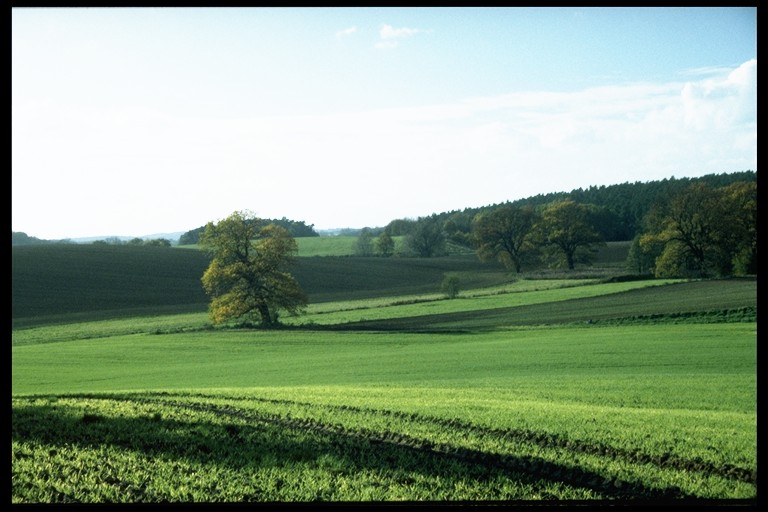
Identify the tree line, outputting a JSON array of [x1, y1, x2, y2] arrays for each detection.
[[361, 177, 756, 279], [363, 200, 604, 271], [10, 232, 174, 247], [179, 217, 318, 245], [14, 171, 753, 248], [391, 170, 755, 246]]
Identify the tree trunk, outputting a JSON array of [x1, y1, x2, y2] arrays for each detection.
[[258, 304, 274, 327]]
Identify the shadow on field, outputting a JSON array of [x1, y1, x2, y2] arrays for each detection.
[[12, 401, 696, 502]]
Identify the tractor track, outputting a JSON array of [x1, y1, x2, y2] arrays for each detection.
[[25, 393, 753, 500], [115, 395, 720, 500], [137, 392, 756, 486]]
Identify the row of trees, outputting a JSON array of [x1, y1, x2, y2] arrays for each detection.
[[388, 170, 755, 247], [11, 233, 174, 247], [92, 237, 173, 247], [397, 200, 603, 272], [180, 217, 318, 245], [358, 179, 756, 279]]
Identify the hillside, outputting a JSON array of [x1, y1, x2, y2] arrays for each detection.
[[11, 241, 632, 327]]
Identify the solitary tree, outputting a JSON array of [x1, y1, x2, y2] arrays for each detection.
[[200, 211, 307, 327], [472, 205, 538, 273], [536, 199, 603, 270], [440, 274, 460, 299]]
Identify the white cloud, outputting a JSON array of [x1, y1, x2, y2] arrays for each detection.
[[379, 24, 420, 39], [12, 60, 756, 238], [681, 58, 756, 130], [375, 24, 423, 49], [335, 26, 357, 40]]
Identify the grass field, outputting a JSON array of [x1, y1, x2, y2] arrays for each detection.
[[11, 241, 757, 503]]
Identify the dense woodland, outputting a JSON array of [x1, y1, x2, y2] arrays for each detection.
[[177, 170, 756, 246], [406, 170, 756, 242]]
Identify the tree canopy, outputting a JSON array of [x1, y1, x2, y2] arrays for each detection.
[[181, 216, 318, 245], [404, 215, 447, 257], [472, 205, 539, 273], [633, 181, 757, 278], [535, 199, 604, 270], [200, 211, 307, 327]]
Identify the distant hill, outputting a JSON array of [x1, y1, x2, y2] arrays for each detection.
[[67, 232, 185, 244], [11, 231, 185, 246]]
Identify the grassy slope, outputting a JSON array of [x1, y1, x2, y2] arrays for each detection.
[[320, 279, 757, 331], [11, 240, 757, 502], [12, 321, 757, 500], [13, 242, 631, 326], [12, 324, 755, 410]]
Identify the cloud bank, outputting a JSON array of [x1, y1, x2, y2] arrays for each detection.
[[12, 60, 756, 239]]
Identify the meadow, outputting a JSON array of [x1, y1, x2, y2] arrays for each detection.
[[11, 241, 757, 503]]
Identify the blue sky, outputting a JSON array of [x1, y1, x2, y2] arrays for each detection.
[[12, 7, 756, 239]]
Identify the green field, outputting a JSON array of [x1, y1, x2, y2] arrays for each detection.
[[11, 242, 757, 503]]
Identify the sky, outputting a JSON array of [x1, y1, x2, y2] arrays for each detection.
[[12, 7, 757, 240]]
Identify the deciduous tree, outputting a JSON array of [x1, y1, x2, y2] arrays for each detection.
[[536, 199, 603, 270], [375, 230, 395, 257], [472, 205, 538, 273], [640, 181, 757, 277], [355, 228, 374, 256], [405, 215, 446, 257], [200, 211, 307, 327]]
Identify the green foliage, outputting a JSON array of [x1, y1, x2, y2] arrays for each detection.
[[626, 234, 661, 275], [181, 217, 319, 245], [443, 212, 475, 249], [440, 274, 460, 299], [355, 228, 374, 256], [12, 231, 75, 246], [375, 230, 395, 257], [404, 215, 447, 257], [639, 181, 757, 278], [200, 211, 307, 327], [397, 171, 756, 247], [536, 199, 604, 270], [472, 205, 539, 273]]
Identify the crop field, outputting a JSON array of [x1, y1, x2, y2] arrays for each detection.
[[12, 245, 513, 327], [11, 243, 757, 504]]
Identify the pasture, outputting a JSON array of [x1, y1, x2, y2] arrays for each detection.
[[11, 242, 757, 503]]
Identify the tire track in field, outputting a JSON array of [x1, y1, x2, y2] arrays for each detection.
[[120, 395, 700, 500], [145, 392, 755, 486]]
